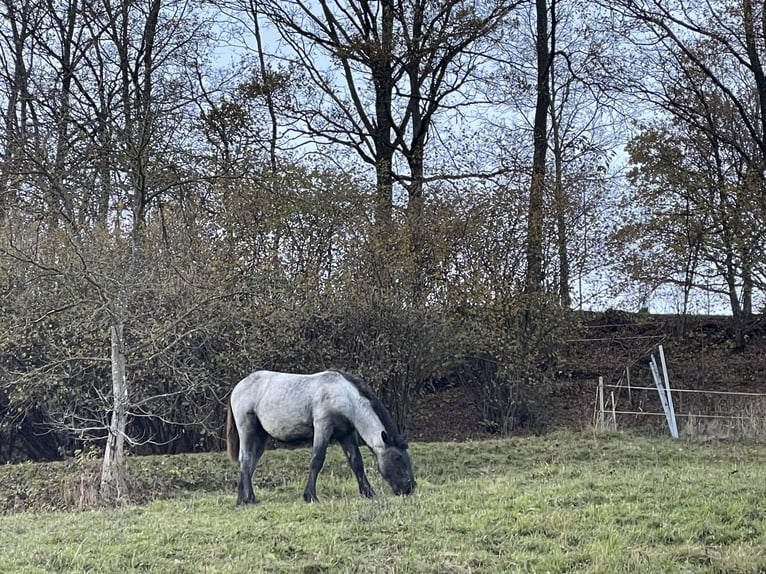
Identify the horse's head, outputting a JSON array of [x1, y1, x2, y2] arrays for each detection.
[[378, 431, 415, 496]]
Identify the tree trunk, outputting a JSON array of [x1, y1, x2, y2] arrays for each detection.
[[100, 319, 129, 503], [407, 143, 426, 304], [525, 0, 551, 294], [548, 0, 568, 307], [742, 263, 753, 317], [405, 16, 427, 304], [251, 2, 279, 174], [743, 0, 766, 158], [719, 237, 746, 350], [551, 109, 570, 307], [0, 0, 31, 220], [373, 0, 395, 232]]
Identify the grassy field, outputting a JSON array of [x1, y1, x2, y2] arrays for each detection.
[[0, 431, 765, 573]]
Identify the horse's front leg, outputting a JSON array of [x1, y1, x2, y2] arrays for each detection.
[[340, 433, 376, 498], [304, 430, 331, 503]]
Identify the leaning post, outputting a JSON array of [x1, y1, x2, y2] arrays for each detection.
[[650, 352, 678, 439], [658, 345, 678, 438]]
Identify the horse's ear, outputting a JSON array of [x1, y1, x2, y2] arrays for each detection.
[[381, 430, 390, 445]]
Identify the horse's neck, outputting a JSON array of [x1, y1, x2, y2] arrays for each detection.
[[351, 399, 386, 454]]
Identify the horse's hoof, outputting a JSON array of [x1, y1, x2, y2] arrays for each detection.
[[303, 492, 319, 503]]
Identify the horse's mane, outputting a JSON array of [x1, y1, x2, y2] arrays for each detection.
[[331, 370, 408, 449]]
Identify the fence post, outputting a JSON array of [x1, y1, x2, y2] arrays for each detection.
[[658, 345, 678, 438], [651, 352, 678, 439], [598, 376, 605, 430]]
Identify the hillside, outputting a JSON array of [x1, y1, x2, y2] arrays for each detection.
[[407, 312, 766, 441]]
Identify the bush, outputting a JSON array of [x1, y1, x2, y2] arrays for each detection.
[[450, 293, 576, 434]]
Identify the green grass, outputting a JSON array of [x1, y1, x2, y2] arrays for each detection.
[[1, 431, 765, 573]]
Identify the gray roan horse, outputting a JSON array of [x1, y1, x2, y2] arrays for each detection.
[[226, 369, 415, 504]]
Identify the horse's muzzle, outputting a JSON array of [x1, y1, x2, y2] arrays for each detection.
[[395, 480, 416, 496]]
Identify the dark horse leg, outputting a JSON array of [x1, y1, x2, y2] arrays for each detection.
[[237, 415, 268, 505], [339, 433, 375, 498], [303, 426, 333, 503]]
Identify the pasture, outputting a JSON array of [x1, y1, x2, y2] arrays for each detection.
[[0, 431, 764, 573]]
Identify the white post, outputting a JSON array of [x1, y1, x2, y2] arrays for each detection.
[[598, 376, 605, 430], [658, 345, 678, 438], [651, 353, 678, 439], [650, 356, 671, 431]]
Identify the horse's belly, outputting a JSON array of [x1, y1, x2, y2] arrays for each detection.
[[256, 402, 314, 442], [263, 419, 313, 442]]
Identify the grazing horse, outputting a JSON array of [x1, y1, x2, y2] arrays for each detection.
[[226, 369, 415, 504]]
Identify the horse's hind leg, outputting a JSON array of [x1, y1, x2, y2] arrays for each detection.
[[339, 433, 375, 498], [237, 416, 267, 505]]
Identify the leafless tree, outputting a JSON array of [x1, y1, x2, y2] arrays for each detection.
[[0, 0, 221, 501], [235, 0, 519, 240], [608, 0, 766, 332]]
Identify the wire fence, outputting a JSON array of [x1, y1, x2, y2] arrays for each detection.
[[593, 363, 766, 440]]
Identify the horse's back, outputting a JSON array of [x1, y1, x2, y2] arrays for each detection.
[[231, 370, 354, 442]]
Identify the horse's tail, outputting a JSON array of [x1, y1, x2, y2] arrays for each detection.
[[226, 399, 239, 462]]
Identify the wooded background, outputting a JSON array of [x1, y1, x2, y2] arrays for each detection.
[[0, 0, 764, 501]]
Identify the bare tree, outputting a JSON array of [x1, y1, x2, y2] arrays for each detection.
[[234, 0, 518, 239], [609, 0, 766, 328], [0, 0, 220, 501], [0, 0, 37, 218], [546, 0, 623, 308]]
